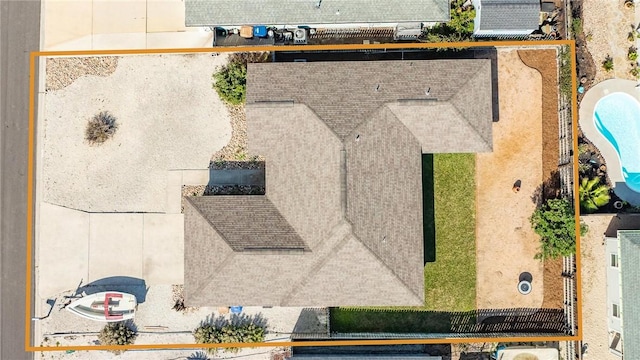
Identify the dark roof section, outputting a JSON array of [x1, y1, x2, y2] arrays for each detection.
[[476, 0, 541, 31], [185, 196, 309, 251], [620, 230, 640, 359], [184, 0, 450, 27]]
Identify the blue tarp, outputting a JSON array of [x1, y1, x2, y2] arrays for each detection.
[[253, 26, 268, 37], [230, 306, 243, 314]]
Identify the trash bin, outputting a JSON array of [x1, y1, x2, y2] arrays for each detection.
[[254, 25, 268, 38]]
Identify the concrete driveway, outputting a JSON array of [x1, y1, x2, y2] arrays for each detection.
[[42, 0, 213, 50], [37, 202, 184, 298]]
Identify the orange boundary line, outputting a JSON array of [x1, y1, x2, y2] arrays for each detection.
[[26, 40, 580, 352]]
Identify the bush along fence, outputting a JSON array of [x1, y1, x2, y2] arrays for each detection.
[[193, 313, 267, 355]]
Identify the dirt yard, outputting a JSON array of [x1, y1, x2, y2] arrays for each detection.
[[475, 49, 544, 310], [518, 50, 565, 310]]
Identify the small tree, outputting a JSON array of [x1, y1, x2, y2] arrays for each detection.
[[85, 111, 118, 145], [579, 176, 611, 213], [98, 321, 138, 354], [530, 198, 588, 260]]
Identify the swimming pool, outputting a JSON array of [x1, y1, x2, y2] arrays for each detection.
[[593, 92, 640, 193]]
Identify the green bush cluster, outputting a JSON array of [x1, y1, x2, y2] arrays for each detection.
[[98, 321, 138, 354], [602, 55, 614, 72], [194, 319, 265, 354], [212, 52, 270, 105], [530, 198, 588, 260]]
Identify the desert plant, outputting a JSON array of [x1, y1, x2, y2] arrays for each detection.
[[98, 321, 138, 354], [631, 66, 640, 78], [629, 47, 639, 61], [602, 55, 614, 72], [571, 18, 583, 35], [579, 176, 611, 213], [530, 198, 588, 260], [85, 111, 118, 145], [194, 315, 266, 354]]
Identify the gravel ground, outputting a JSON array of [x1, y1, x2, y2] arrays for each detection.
[[46, 57, 119, 92], [583, 0, 636, 83], [210, 105, 265, 170], [42, 54, 233, 212], [37, 285, 318, 359]]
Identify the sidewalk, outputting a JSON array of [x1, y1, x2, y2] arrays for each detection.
[[42, 0, 213, 50]]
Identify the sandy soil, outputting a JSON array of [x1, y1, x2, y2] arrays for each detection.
[[583, 0, 636, 83], [42, 54, 233, 212], [475, 50, 544, 309], [517, 50, 565, 310], [580, 215, 620, 360]]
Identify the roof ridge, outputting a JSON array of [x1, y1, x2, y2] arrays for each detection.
[[280, 220, 354, 305], [191, 252, 237, 302], [449, 63, 493, 149], [343, 107, 424, 302]]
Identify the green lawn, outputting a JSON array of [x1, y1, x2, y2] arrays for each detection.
[[330, 153, 477, 333], [424, 153, 477, 311]]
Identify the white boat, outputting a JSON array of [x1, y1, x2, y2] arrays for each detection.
[[66, 292, 137, 322]]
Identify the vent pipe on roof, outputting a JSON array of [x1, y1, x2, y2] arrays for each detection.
[[425, 87, 431, 96]]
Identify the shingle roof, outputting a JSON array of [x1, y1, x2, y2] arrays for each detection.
[[619, 230, 640, 359], [184, 196, 309, 251], [287, 356, 442, 359], [184, 0, 450, 27], [184, 60, 493, 307], [476, 0, 540, 31]]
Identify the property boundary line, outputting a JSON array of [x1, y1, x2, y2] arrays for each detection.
[[26, 39, 582, 352]]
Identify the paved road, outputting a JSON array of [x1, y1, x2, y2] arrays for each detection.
[[0, 0, 40, 358]]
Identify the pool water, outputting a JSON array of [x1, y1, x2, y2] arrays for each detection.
[[593, 92, 640, 193]]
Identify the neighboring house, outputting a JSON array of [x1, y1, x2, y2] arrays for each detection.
[[184, 0, 450, 29], [605, 230, 640, 358], [471, 0, 540, 38], [184, 60, 493, 307], [286, 356, 443, 359]]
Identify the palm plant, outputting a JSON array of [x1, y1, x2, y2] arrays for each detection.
[[579, 176, 611, 213]]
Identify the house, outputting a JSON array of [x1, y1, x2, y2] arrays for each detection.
[[184, 60, 494, 307], [605, 230, 640, 357], [184, 0, 450, 29], [471, 0, 541, 38]]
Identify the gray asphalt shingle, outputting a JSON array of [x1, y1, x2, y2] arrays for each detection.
[[476, 0, 540, 31], [185, 0, 450, 26]]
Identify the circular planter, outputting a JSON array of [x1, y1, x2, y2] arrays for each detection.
[[614, 201, 624, 210], [518, 280, 532, 295]]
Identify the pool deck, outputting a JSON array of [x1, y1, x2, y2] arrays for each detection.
[[579, 79, 640, 206]]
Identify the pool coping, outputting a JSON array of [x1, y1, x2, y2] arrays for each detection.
[[579, 79, 640, 206]]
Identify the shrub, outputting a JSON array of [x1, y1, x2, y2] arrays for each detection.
[[602, 55, 614, 72], [194, 314, 266, 354], [212, 52, 270, 105], [98, 321, 138, 354], [559, 47, 573, 98], [571, 18, 583, 35], [85, 111, 118, 145], [212, 61, 247, 105], [629, 47, 638, 61], [631, 66, 640, 78], [579, 176, 611, 213], [530, 198, 588, 260]]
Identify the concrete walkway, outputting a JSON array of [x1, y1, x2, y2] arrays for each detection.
[[42, 0, 213, 50], [579, 79, 640, 205]]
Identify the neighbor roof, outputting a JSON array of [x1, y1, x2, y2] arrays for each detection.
[[620, 230, 640, 359], [476, 0, 540, 31], [184, 60, 493, 307], [184, 0, 450, 26]]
